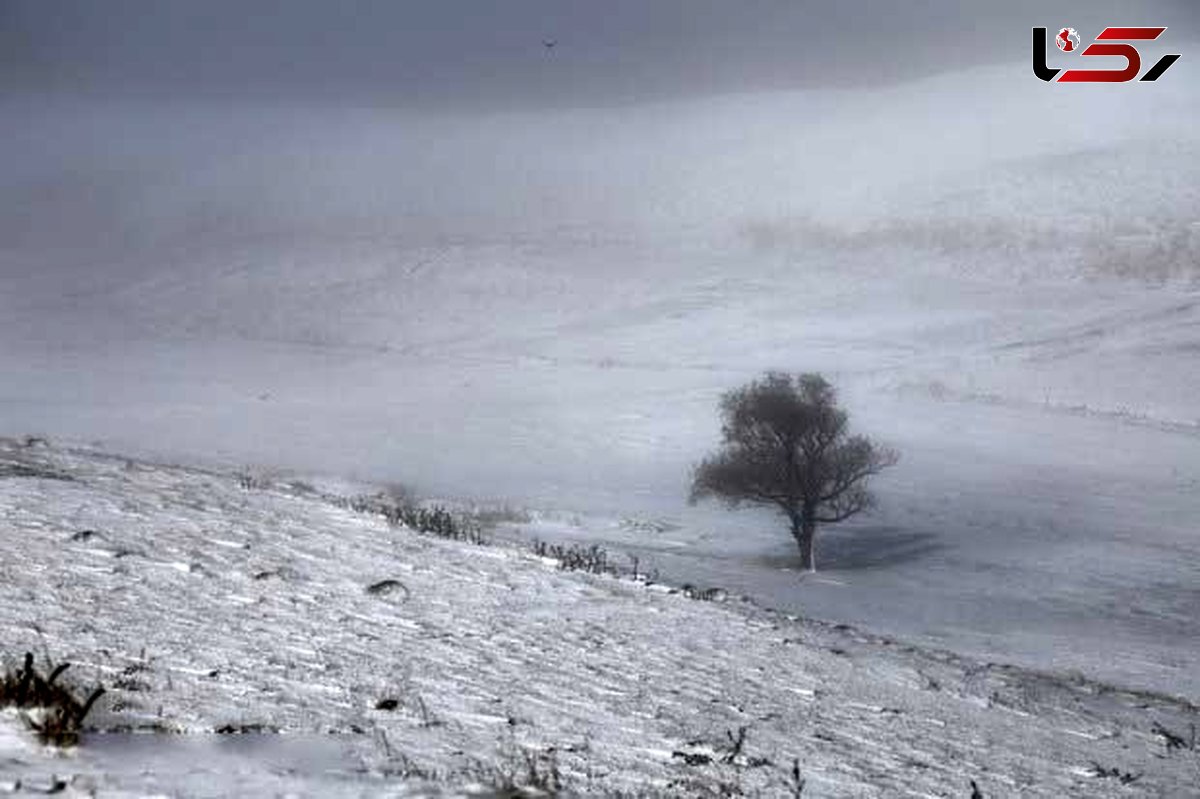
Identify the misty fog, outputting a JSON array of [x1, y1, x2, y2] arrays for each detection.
[[3, 1, 1200, 705]]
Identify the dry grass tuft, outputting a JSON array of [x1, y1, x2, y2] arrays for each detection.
[[0, 652, 106, 746]]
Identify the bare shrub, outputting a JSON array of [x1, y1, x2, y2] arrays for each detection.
[[680, 584, 727, 602], [1, 652, 106, 746], [333, 492, 487, 544], [531, 541, 613, 575], [1086, 763, 1141, 784], [384, 503, 486, 545], [235, 468, 275, 491], [1152, 720, 1194, 753], [470, 746, 563, 797], [787, 759, 806, 796]]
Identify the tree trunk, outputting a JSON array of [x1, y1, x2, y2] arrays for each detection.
[[791, 510, 818, 572], [799, 518, 817, 571]]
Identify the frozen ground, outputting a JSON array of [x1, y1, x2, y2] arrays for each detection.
[[2, 58, 1200, 714], [1, 439, 1198, 797]]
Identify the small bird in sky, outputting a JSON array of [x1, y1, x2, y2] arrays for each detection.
[[542, 39, 557, 51]]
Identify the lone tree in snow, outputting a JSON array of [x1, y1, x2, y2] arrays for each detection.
[[689, 372, 897, 571]]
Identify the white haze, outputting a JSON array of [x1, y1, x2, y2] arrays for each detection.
[[3, 55, 1200, 697]]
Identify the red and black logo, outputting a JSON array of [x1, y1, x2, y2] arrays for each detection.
[[1033, 27, 1180, 82]]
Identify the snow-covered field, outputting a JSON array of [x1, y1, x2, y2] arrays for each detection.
[[3, 55, 1200, 792], [1, 439, 1198, 797]]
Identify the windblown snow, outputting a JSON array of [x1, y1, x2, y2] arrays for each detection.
[[1, 440, 1197, 796]]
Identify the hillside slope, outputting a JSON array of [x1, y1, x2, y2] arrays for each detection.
[[1, 439, 1197, 797]]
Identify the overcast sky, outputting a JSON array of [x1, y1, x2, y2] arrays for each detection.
[[3, 1, 1196, 107]]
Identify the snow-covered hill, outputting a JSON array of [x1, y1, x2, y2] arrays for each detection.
[[1, 439, 1198, 797]]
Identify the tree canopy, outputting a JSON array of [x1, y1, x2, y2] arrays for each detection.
[[690, 372, 897, 570]]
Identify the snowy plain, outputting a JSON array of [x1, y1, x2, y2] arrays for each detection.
[[2, 54, 1200, 793]]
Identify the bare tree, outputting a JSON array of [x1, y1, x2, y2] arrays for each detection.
[[689, 372, 897, 571]]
